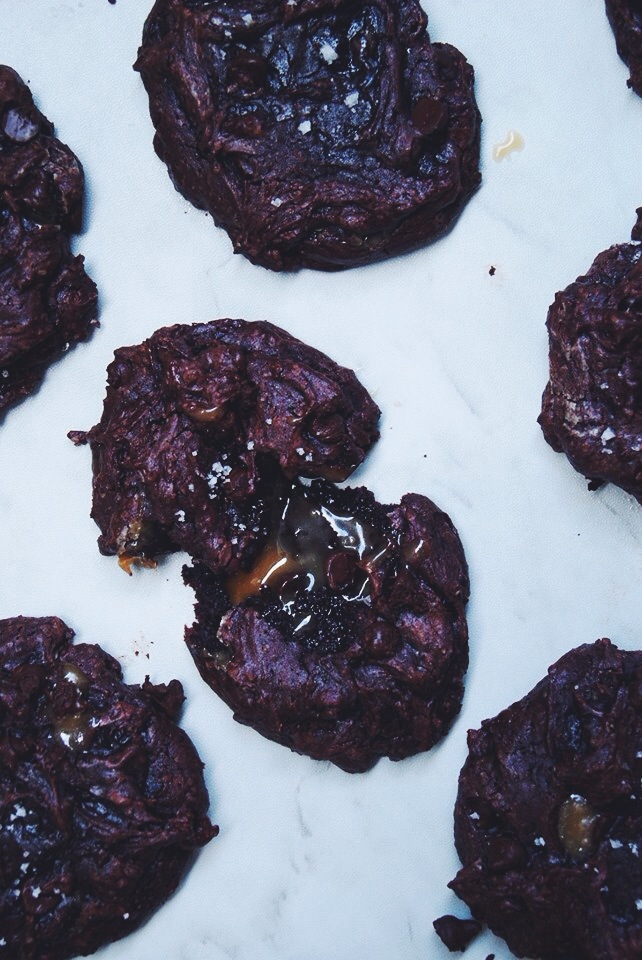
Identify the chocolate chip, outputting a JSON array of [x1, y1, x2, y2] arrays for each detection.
[[411, 95, 447, 135], [325, 551, 358, 591]]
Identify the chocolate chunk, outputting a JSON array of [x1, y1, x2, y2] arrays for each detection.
[[605, 0, 642, 97], [450, 639, 642, 960], [184, 479, 469, 773], [539, 214, 642, 504], [134, 0, 481, 271], [433, 914, 482, 952], [0, 66, 98, 420], [0, 616, 216, 960], [71, 318, 380, 574]]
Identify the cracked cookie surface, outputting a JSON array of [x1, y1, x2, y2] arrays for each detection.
[[185, 479, 469, 772], [71, 318, 380, 573], [0, 66, 97, 419], [539, 213, 642, 504], [451, 639, 642, 960], [0, 616, 216, 960], [135, 0, 481, 270]]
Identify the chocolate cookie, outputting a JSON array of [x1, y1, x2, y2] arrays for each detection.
[[605, 0, 642, 96], [70, 319, 380, 573], [134, 0, 481, 271], [0, 66, 98, 419], [450, 639, 642, 960], [0, 615, 216, 960], [539, 213, 642, 504], [184, 478, 469, 773]]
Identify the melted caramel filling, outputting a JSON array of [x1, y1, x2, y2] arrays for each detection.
[[558, 796, 599, 860], [184, 403, 226, 423], [118, 554, 158, 575], [54, 712, 92, 751], [226, 484, 389, 631], [116, 520, 158, 575], [227, 544, 291, 605], [59, 662, 89, 694]]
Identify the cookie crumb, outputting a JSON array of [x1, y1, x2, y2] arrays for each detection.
[[433, 915, 482, 951]]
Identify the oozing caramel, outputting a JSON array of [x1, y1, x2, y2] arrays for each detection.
[[54, 711, 92, 751], [118, 554, 158, 575], [225, 483, 389, 631], [59, 662, 89, 694], [558, 796, 600, 860], [116, 520, 158, 575], [227, 544, 291, 605], [184, 403, 226, 423]]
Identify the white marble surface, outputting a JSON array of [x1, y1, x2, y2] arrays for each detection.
[[1, 1, 641, 958]]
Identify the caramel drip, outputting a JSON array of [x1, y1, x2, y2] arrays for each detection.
[[118, 554, 157, 575], [225, 484, 387, 624], [227, 544, 291, 605]]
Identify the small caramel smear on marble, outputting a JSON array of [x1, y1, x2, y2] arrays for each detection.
[[558, 796, 599, 860], [493, 130, 524, 162]]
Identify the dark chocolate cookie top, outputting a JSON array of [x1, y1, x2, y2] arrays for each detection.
[[0, 66, 98, 419], [451, 639, 642, 960], [605, 0, 642, 96], [134, 0, 481, 271], [184, 479, 469, 772], [539, 213, 642, 504], [0, 616, 216, 960], [71, 318, 380, 573]]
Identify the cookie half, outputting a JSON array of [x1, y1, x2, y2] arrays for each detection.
[[134, 0, 481, 271], [0, 616, 216, 960], [539, 213, 642, 504], [71, 318, 380, 574], [0, 66, 98, 419], [184, 478, 469, 773], [451, 639, 642, 960]]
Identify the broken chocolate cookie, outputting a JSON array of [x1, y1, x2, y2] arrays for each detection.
[[605, 0, 642, 97], [539, 213, 642, 504], [450, 639, 642, 960], [134, 0, 481, 271], [184, 478, 469, 773], [0, 66, 98, 419], [0, 615, 216, 960], [71, 318, 380, 573]]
